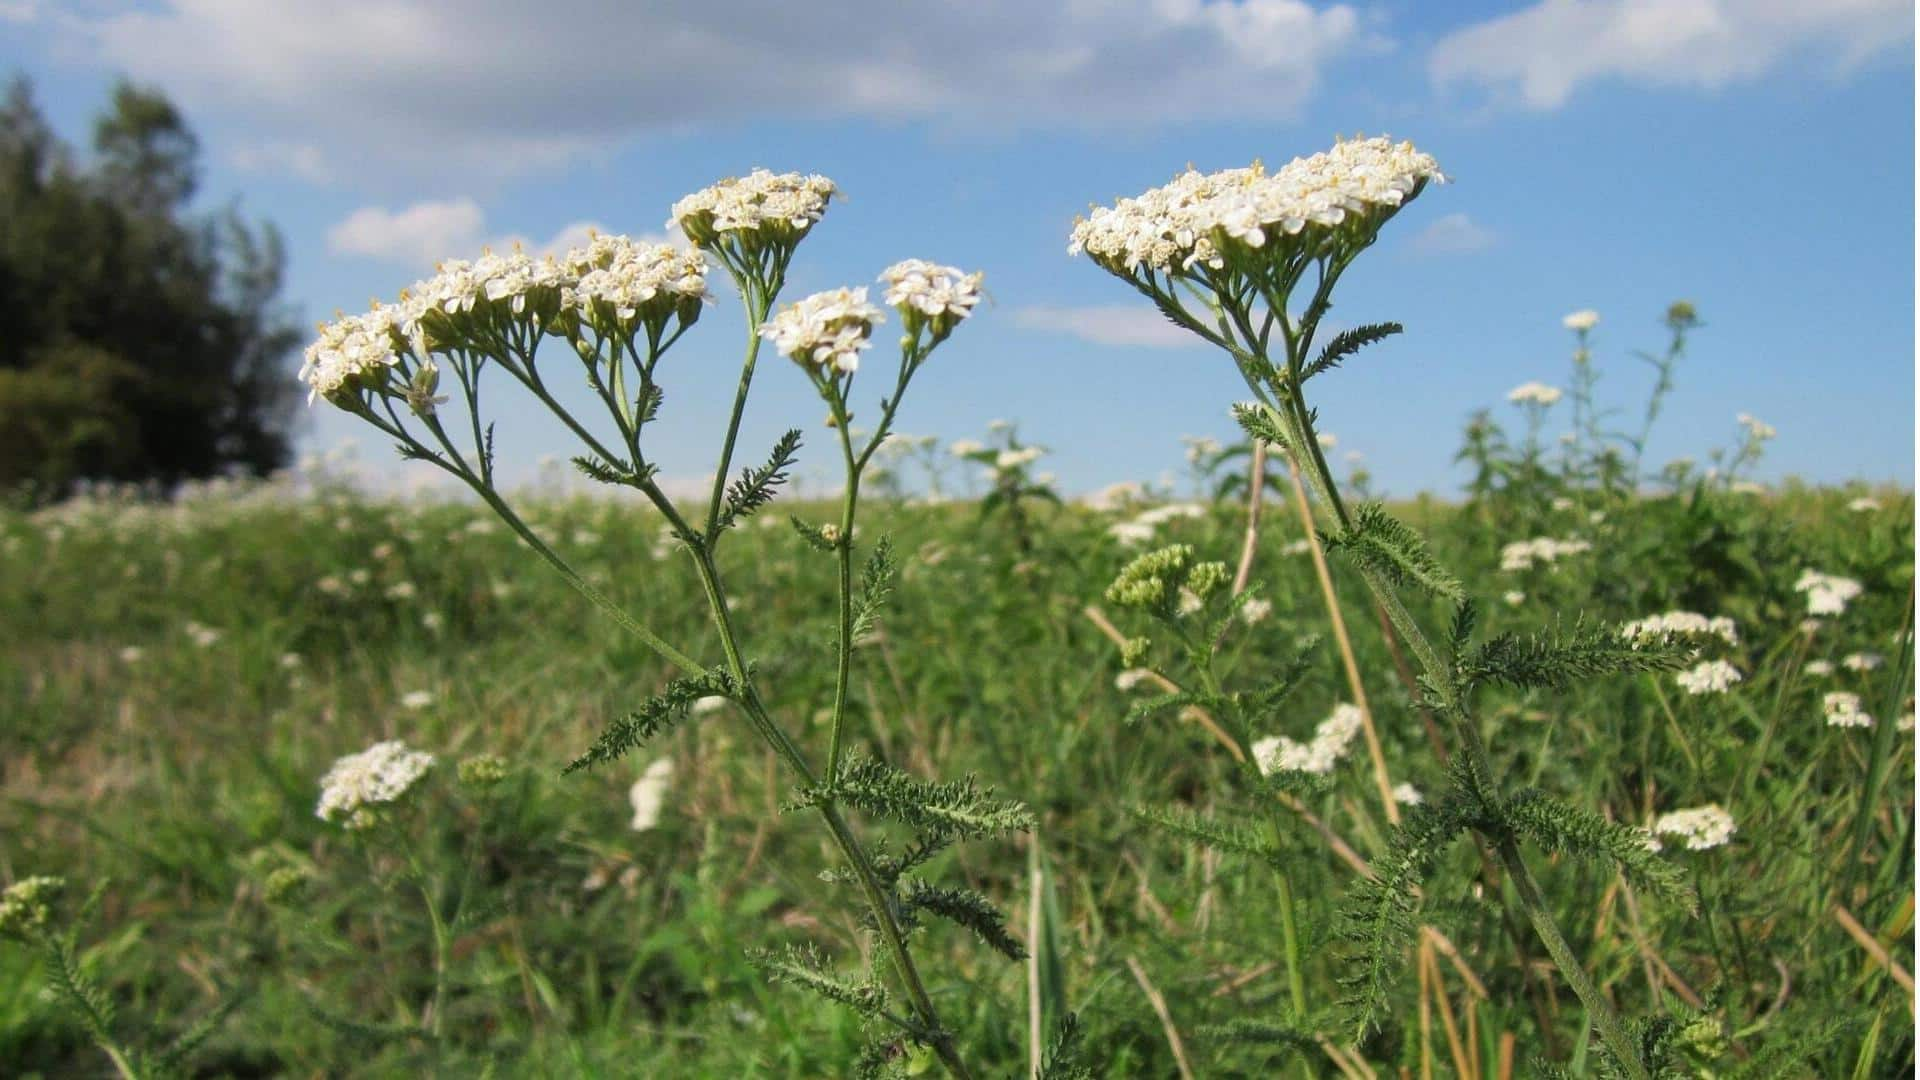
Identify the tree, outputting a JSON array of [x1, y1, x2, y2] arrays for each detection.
[[0, 76, 299, 497]]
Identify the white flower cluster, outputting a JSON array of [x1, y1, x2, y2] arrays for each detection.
[[1675, 659, 1743, 695], [1650, 804, 1736, 851], [1498, 536, 1592, 572], [1620, 611, 1739, 648], [670, 169, 836, 246], [757, 287, 885, 373], [994, 446, 1045, 471], [1068, 136, 1443, 274], [300, 236, 709, 405], [1823, 691, 1873, 729], [1106, 502, 1207, 545], [879, 259, 983, 328], [316, 740, 435, 828], [949, 439, 985, 457], [1735, 412, 1777, 441], [629, 757, 675, 832], [1252, 703, 1365, 777], [1843, 651, 1883, 671], [1795, 570, 1863, 616], [1506, 381, 1563, 406], [1848, 497, 1882, 512], [1562, 309, 1599, 332]]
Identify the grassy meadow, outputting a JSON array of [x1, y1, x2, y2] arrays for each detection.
[[1, 462, 1913, 1076]]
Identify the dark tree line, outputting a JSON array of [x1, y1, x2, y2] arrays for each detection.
[[0, 76, 300, 497]]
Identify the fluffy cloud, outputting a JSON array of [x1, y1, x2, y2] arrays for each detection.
[[1013, 305, 1200, 349], [1407, 212, 1495, 256], [1432, 0, 1912, 109], [325, 198, 634, 267], [326, 199, 487, 265], [77, 1, 1366, 178]]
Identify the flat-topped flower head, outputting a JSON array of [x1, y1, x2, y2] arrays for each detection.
[[562, 236, 709, 338], [1069, 136, 1443, 277], [1562, 309, 1599, 332], [1794, 570, 1863, 616], [1621, 611, 1740, 648], [1651, 804, 1736, 851], [758, 287, 884, 374], [316, 739, 435, 829], [1251, 703, 1366, 777], [671, 169, 837, 253], [879, 259, 983, 341], [1675, 659, 1742, 695], [1507, 381, 1563, 407], [300, 304, 405, 406], [1823, 691, 1873, 728]]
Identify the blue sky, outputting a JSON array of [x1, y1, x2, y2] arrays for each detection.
[[3, 1, 1913, 497]]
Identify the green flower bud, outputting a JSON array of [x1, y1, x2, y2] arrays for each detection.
[[458, 754, 510, 788], [0, 876, 65, 940]]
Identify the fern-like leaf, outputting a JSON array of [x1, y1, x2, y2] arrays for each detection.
[[1196, 1018, 1317, 1054], [1326, 502, 1463, 601], [1337, 801, 1468, 1036], [1230, 402, 1290, 453], [1460, 619, 1690, 691], [1503, 791, 1697, 913], [901, 880, 1026, 960], [850, 537, 897, 646], [716, 429, 802, 531], [815, 756, 1035, 843], [1038, 1012, 1095, 1080], [571, 453, 638, 487], [1304, 322, 1402, 380], [1128, 803, 1279, 865], [748, 943, 890, 1017], [564, 667, 734, 773]]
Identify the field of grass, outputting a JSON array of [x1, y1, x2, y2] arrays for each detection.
[[1, 465, 1913, 1076]]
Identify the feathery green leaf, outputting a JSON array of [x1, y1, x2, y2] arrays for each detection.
[[1327, 502, 1463, 601], [1305, 322, 1402, 380], [564, 667, 734, 773]]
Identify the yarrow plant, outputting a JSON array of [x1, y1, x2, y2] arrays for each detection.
[[301, 171, 1021, 1076], [1072, 136, 1695, 1076]]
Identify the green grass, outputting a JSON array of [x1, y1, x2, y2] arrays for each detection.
[[1, 477, 1912, 1077]]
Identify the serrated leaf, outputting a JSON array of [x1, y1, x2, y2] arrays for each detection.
[[716, 429, 802, 532], [902, 880, 1026, 960], [1460, 619, 1690, 691], [748, 943, 889, 1017], [818, 755, 1035, 843], [1503, 791, 1696, 913], [1230, 402, 1290, 454], [789, 515, 838, 552], [850, 537, 897, 646], [1127, 803, 1279, 864], [1304, 322, 1402, 380], [564, 667, 734, 773], [1327, 502, 1462, 601]]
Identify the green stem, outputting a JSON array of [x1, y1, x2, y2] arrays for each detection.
[[1267, 377, 1651, 1079], [706, 286, 775, 540], [826, 412, 862, 783]]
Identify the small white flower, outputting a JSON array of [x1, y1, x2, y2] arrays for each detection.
[[1620, 611, 1739, 648], [1651, 804, 1735, 850], [1822, 691, 1873, 729], [1506, 381, 1562, 407], [1240, 598, 1273, 625], [1842, 652, 1884, 672], [1735, 413, 1777, 441], [691, 695, 730, 718], [119, 646, 144, 663], [758, 287, 884, 374], [1503, 591, 1526, 607], [385, 581, 417, 601], [949, 439, 985, 457], [400, 690, 435, 710], [1794, 571, 1863, 617], [629, 758, 675, 832], [1562, 309, 1599, 332], [1675, 660, 1742, 695], [316, 740, 435, 827], [279, 652, 303, 670], [1115, 668, 1153, 692], [1391, 782, 1423, 806], [1804, 659, 1835, 677], [183, 621, 221, 649], [1848, 497, 1882, 512]]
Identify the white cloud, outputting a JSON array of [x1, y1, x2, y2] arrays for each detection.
[[1432, 0, 1912, 110], [326, 198, 649, 267], [74, 1, 1367, 177], [1408, 212, 1495, 256], [326, 199, 485, 265], [1013, 305, 1199, 349]]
